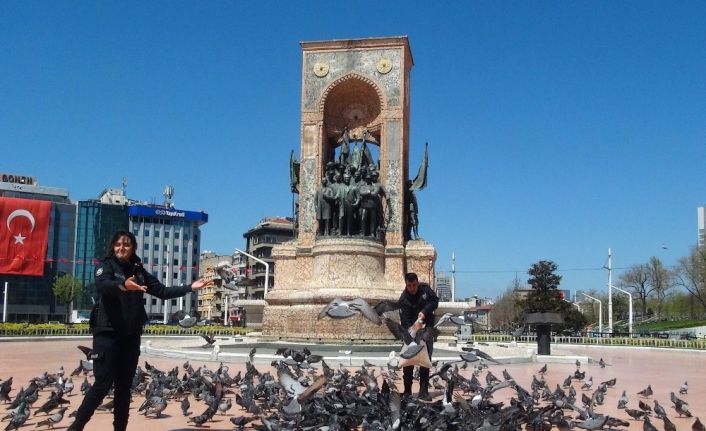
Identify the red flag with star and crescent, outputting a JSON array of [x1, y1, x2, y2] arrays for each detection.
[[0, 197, 51, 276]]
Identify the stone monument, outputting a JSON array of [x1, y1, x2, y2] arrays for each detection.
[[262, 37, 436, 342]]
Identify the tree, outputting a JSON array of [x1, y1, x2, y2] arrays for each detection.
[[52, 274, 84, 323], [674, 246, 706, 313], [519, 260, 587, 332], [646, 256, 673, 318], [523, 260, 563, 313], [490, 277, 524, 331], [618, 264, 652, 317]]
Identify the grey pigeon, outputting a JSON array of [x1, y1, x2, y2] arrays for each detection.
[[35, 406, 68, 428]]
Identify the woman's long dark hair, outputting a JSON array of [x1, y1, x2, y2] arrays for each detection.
[[106, 230, 138, 259]]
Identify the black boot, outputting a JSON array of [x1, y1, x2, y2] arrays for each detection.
[[418, 367, 431, 401], [402, 366, 413, 397]]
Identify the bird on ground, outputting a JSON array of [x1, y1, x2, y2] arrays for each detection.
[[638, 399, 652, 413], [673, 400, 693, 417], [637, 384, 653, 398], [617, 390, 629, 409], [662, 416, 677, 431], [230, 416, 257, 431], [538, 364, 547, 375], [598, 358, 606, 368], [625, 408, 646, 420], [180, 395, 190, 416], [317, 297, 381, 325], [680, 381, 689, 394], [654, 400, 668, 419], [35, 406, 68, 429], [643, 416, 659, 431], [581, 376, 593, 391]]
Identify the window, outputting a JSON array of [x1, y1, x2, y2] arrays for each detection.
[[151, 299, 157, 305], [174, 245, 179, 252], [173, 259, 179, 266], [165, 231, 170, 238], [144, 243, 149, 250], [154, 244, 159, 251], [144, 257, 149, 264], [173, 273, 178, 279], [194, 234, 198, 241], [144, 229, 150, 236], [155, 231, 160, 238], [175, 232, 180, 239], [171, 299, 177, 306]]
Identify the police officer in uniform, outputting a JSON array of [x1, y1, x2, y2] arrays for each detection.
[[399, 272, 439, 401], [67, 230, 212, 431]]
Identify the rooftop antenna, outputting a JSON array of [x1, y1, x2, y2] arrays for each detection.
[[121, 177, 128, 194], [163, 185, 174, 208]]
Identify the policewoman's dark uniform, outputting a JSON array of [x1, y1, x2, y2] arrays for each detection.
[[70, 255, 194, 431], [399, 282, 439, 397]]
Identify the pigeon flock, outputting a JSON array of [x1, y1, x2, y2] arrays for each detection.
[[0, 342, 703, 431], [0, 297, 703, 430]]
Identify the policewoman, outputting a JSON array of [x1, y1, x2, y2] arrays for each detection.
[[68, 230, 212, 431]]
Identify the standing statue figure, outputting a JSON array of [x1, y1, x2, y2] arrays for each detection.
[[405, 180, 419, 240], [338, 128, 350, 166], [338, 172, 360, 235], [358, 172, 386, 238], [405, 142, 429, 242], [316, 177, 334, 236]]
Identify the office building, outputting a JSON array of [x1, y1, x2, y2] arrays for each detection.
[[436, 272, 452, 301], [0, 174, 76, 322], [73, 194, 129, 310], [699, 206, 705, 248], [242, 217, 294, 299], [129, 203, 208, 320]]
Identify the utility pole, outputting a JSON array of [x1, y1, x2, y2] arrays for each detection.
[[607, 248, 613, 334], [451, 252, 456, 302]]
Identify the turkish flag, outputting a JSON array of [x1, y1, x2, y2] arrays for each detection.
[[0, 197, 51, 276]]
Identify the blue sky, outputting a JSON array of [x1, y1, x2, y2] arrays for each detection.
[[2, 1, 705, 299]]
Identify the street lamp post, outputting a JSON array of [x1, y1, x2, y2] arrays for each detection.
[[581, 293, 602, 335], [610, 285, 633, 337], [234, 248, 270, 297]]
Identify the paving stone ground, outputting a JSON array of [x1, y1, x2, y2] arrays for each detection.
[[1, 337, 703, 430]]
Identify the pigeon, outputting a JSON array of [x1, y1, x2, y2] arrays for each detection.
[[171, 310, 198, 328], [35, 406, 68, 428], [538, 364, 547, 375], [673, 400, 693, 417], [680, 381, 688, 394], [637, 384, 653, 398], [626, 408, 646, 420], [200, 333, 216, 346], [180, 395, 190, 416], [662, 416, 677, 431], [643, 416, 659, 431], [317, 297, 381, 324], [617, 390, 629, 409], [654, 400, 668, 419], [638, 399, 652, 413]]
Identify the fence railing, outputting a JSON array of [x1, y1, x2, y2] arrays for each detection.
[[0, 326, 249, 337], [468, 333, 706, 349]]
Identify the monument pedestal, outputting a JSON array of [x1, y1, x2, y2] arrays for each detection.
[[262, 237, 436, 342]]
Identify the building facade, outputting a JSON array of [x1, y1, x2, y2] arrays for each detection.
[[128, 204, 208, 321], [0, 177, 76, 322], [73, 199, 129, 310], [435, 272, 452, 302], [699, 206, 705, 249], [242, 217, 294, 299]]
